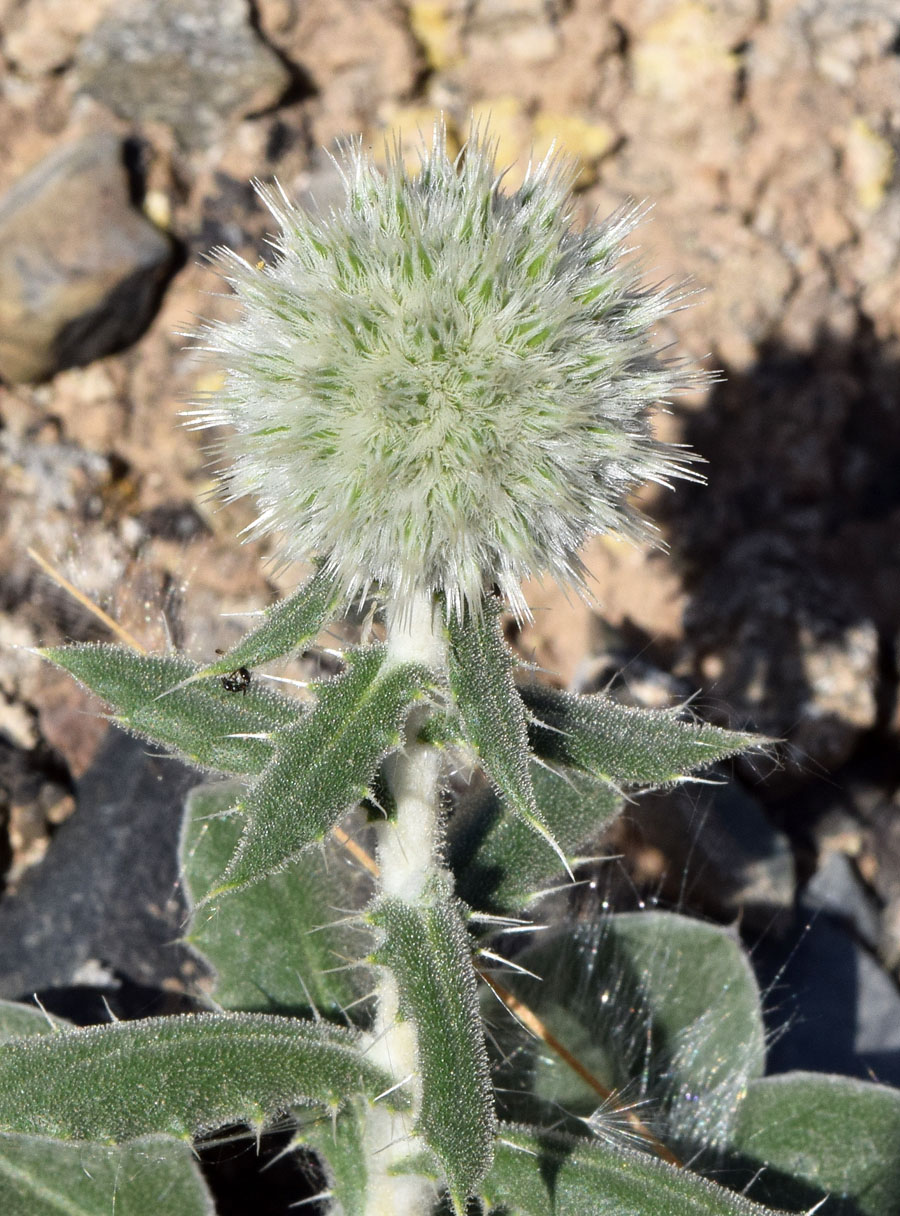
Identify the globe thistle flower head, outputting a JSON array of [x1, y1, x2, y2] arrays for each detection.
[[190, 125, 701, 621]]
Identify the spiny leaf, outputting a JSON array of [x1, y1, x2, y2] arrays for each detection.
[[483, 1125, 786, 1215], [217, 647, 430, 894], [194, 563, 340, 678], [0, 999, 68, 1042], [488, 912, 765, 1154], [521, 683, 762, 788], [40, 644, 302, 775], [416, 708, 465, 750], [0, 1134, 215, 1216], [0, 1013, 404, 1141], [302, 1101, 369, 1216], [445, 599, 567, 871], [372, 889, 494, 1207], [182, 782, 373, 1016], [728, 1073, 900, 1216], [601, 913, 765, 1152], [450, 762, 622, 914]]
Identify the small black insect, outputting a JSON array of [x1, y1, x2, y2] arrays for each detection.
[[221, 666, 252, 694]]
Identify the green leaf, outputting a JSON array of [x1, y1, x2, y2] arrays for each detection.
[[303, 1101, 369, 1216], [483, 1125, 784, 1215], [445, 601, 565, 868], [373, 889, 494, 1207], [489, 912, 764, 1153], [217, 647, 429, 894], [728, 1073, 900, 1216], [0, 1134, 215, 1216], [194, 564, 340, 678], [451, 762, 622, 913], [0, 1013, 403, 1141], [40, 645, 303, 776], [182, 782, 373, 1016], [604, 912, 765, 1150], [0, 999, 68, 1042], [521, 683, 761, 788]]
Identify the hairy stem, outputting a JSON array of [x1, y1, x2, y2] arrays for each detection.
[[364, 591, 447, 1216]]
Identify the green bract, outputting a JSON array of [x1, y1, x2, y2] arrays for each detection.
[[189, 124, 698, 621]]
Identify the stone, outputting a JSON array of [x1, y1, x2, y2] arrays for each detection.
[[0, 729, 203, 999], [631, 2, 740, 113], [2, 0, 114, 78], [795, 0, 900, 87], [843, 117, 895, 212], [630, 780, 796, 927], [75, 0, 292, 150], [755, 894, 900, 1087], [467, 0, 560, 63], [807, 850, 883, 952], [0, 133, 176, 384], [682, 535, 880, 781]]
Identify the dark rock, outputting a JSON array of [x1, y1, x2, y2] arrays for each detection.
[[628, 779, 796, 928], [138, 501, 210, 543], [573, 650, 692, 709], [76, 0, 293, 149], [0, 728, 205, 998], [191, 172, 265, 256], [806, 850, 882, 953], [0, 133, 176, 384], [754, 898, 900, 1088], [683, 534, 879, 783]]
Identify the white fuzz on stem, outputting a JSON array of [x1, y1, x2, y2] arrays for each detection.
[[363, 591, 447, 1215], [363, 971, 437, 1216], [378, 592, 447, 902]]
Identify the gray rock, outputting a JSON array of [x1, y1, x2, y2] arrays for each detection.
[[0, 729, 203, 999], [632, 780, 796, 928], [0, 133, 175, 384], [793, 0, 900, 84], [759, 897, 900, 1087], [683, 534, 879, 783], [75, 0, 292, 149], [806, 850, 882, 953]]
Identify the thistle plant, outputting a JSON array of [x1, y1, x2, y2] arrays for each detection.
[[1, 126, 899, 1216]]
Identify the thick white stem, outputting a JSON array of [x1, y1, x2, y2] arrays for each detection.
[[363, 591, 448, 1216]]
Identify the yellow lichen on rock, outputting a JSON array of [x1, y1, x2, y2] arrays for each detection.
[[372, 107, 460, 172], [408, 1, 461, 71], [468, 97, 533, 187], [532, 112, 616, 188], [632, 2, 738, 103], [844, 117, 894, 212]]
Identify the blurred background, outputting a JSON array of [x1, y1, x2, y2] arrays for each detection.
[[0, 0, 899, 1091]]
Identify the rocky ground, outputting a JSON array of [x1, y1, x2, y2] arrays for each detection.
[[1, 0, 899, 1116]]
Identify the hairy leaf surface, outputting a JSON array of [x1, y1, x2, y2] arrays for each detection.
[[483, 1126, 785, 1215], [373, 890, 494, 1206], [522, 683, 760, 788], [0, 1134, 215, 1216], [445, 602, 562, 862], [0, 1013, 401, 1141], [194, 563, 339, 678], [728, 1072, 900, 1216], [0, 999, 68, 1042], [489, 912, 764, 1154], [182, 782, 373, 1016], [218, 647, 430, 893], [450, 762, 621, 913], [41, 644, 302, 775], [303, 1101, 369, 1216]]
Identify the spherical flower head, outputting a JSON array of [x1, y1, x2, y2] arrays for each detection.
[[190, 125, 700, 620]]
